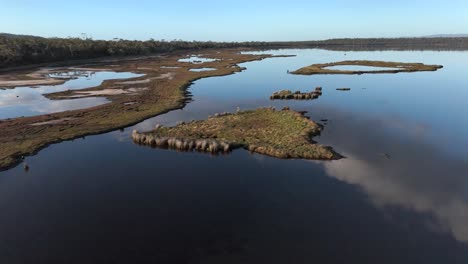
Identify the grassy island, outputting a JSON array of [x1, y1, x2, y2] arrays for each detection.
[[291, 60, 443, 75], [270, 87, 322, 100], [132, 108, 341, 160]]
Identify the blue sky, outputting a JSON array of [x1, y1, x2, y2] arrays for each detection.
[[1, 0, 467, 41]]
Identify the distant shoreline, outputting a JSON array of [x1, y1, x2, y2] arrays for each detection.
[[1, 33, 468, 70]]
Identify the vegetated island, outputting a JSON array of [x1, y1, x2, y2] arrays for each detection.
[[132, 107, 341, 160], [291, 60, 443, 75], [0, 49, 291, 171], [270, 87, 322, 100]]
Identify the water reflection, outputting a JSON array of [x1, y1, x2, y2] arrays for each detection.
[[189, 68, 217, 72], [310, 106, 468, 243], [132, 49, 468, 245], [178, 56, 219, 64], [1, 49, 468, 263]]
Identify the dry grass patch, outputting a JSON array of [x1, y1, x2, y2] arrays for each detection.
[[132, 108, 341, 160], [291, 60, 443, 75]]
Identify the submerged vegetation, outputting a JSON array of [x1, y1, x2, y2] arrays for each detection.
[[132, 108, 341, 160], [291, 60, 443, 75]]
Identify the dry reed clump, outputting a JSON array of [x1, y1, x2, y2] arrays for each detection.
[[131, 108, 341, 160], [270, 87, 323, 100], [132, 129, 233, 154]]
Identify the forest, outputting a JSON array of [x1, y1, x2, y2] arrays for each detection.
[[1, 33, 468, 69]]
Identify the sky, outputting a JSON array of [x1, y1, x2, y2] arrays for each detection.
[[1, 0, 467, 41]]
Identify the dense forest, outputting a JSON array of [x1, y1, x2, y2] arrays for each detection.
[[1, 33, 468, 69], [0, 34, 272, 69]]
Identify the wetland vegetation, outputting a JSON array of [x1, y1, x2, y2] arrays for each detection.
[[291, 60, 443, 75], [132, 107, 340, 160], [0, 49, 278, 170], [270, 87, 322, 100]]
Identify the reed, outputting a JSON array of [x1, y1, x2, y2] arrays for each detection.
[[132, 108, 341, 160]]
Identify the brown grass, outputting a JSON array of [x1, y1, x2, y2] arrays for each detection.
[[133, 108, 341, 160], [0, 49, 279, 170], [270, 87, 322, 100], [291, 60, 443, 75]]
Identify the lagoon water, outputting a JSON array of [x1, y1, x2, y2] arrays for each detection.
[[189, 68, 217, 72], [0, 71, 141, 119], [1, 49, 468, 263]]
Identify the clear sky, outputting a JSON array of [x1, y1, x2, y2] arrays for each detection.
[[1, 0, 467, 41]]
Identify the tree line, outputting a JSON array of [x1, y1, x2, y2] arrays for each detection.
[[1, 33, 468, 69], [0, 34, 271, 68], [276, 37, 468, 51]]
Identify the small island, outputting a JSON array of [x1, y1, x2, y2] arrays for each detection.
[[132, 108, 341, 160], [291, 60, 443, 75], [270, 87, 322, 100]]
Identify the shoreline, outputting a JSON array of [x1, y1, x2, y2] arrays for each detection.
[[0, 49, 280, 171]]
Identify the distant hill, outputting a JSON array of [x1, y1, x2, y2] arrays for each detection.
[[423, 34, 468, 38]]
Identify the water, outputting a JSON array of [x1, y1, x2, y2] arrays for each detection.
[[0, 71, 142, 119], [324, 65, 402, 71], [189, 68, 217, 72], [178, 56, 219, 64], [1, 49, 468, 263]]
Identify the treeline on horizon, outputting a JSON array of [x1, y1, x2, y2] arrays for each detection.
[[274, 37, 468, 51], [1, 33, 468, 69], [0, 34, 271, 69]]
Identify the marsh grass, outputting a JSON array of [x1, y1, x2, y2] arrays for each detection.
[[133, 108, 341, 160], [292, 60, 443, 75], [0, 49, 277, 170]]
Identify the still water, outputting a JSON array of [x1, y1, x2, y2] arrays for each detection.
[[178, 56, 219, 64], [1, 49, 467, 263], [189, 68, 217, 72], [0, 71, 141, 119]]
